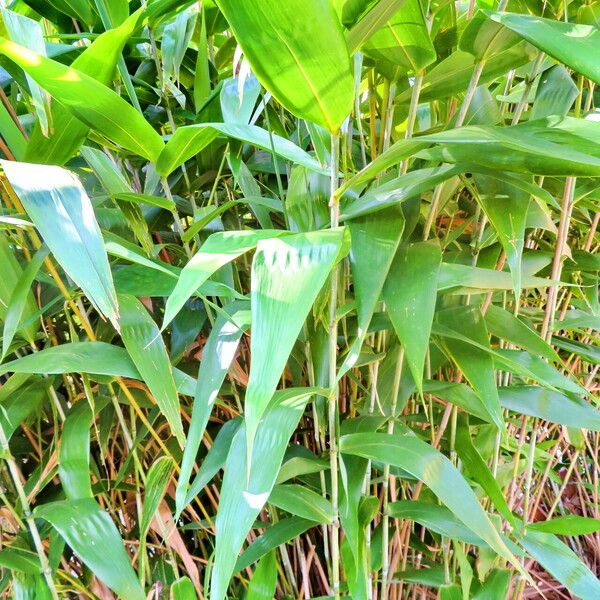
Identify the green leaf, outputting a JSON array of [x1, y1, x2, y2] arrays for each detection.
[[340, 166, 460, 220], [119, 294, 185, 446], [236, 517, 317, 572], [362, 0, 435, 75], [484, 304, 560, 363], [339, 432, 519, 568], [141, 456, 173, 537], [0, 8, 51, 135], [0, 341, 196, 396], [383, 241, 441, 393], [34, 498, 145, 600], [246, 552, 277, 600], [244, 229, 347, 465], [0, 37, 164, 162], [183, 417, 242, 514], [527, 515, 600, 536], [215, 0, 353, 132], [1, 161, 120, 329], [269, 483, 332, 524], [25, 9, 146, 165], [211, 388, 317, 600], [518, 530, 600, 600], [170, 577, 197, 600], [473, 174, 530, 296], [486, 12, 600, 86], [1, 244, 47, 359], [59, 402, 93, 500], [340, 207, 404, 376], [176, 303, 250, 517], [162, 230, 284, 329], [435, 306, 503, 429], [455, 416, 515, 526], [156, 123, 328, 178], [498, 386, 600, 431], [388, 500, 486, 546]]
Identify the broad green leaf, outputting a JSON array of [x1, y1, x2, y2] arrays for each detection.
[[472, 570, 511, 600], [473, 174, 530, 296], [170, 577, 197, 600], [487, 12, 600, 86], [0, 37, 164, 162], [59, 402, 93, 500], [531, 65, 578, 121], [235, 517, 317, 572], [220, 75, 261, 125], [340, 207, 404, 376], [419, 123, 600, 177], [459, 11, 519, 60], [383, 241, 441, 393], [0, 341, 196, 395], [25, 9, 146, 165], [269, 483, 332, 524], [455, 416, 515, 526], [119, 294, 185, 447], [244, 229, 347, 464], [388, 500, 487, 546], [34, 498, 145, 600], [211, 388, 317, 600], [527, 515, 600, 536], [339, 432, 518, 567], [215, 0, 353, 132], [0, 9, 50, 135], [398, 44, 536, 104], [156, 123, 328, 178], [435, 306, 503, 429], [162, 230, 284, 329], [345, 0, 407, 52], [498, 386, 600, 431], [176, 303, 250, 517], [183, 417, 242, 513], [0, 375, 48, 440], [518, 530, 600, 600], [140, 456, 173, 537], [340, 166, 461, 220], [246, 552, 277, 600], [362, 0, 436, 75], [0, 240, 44, 356], [2, 161, 120, 329], [484, 304, 560, 363]]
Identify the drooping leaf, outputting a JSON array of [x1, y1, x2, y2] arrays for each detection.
[[486, 12, 600, 86], [339, 207, 404, 376], [119, 294, 185, 447], [383, 240, 441, 393], [25, 9, 146, 165], [0, 37, 164, 161], [0, 243, 46, 359], [162, 230, 284, 329], [269, 483, 332, 524], [140, 456, 173, 537], [246, 552, 277, 600], [2, 161, 120, 329], [156, 123, 328, 177], [215, 0, 354, 132], [518, 530, 600, 600], [339, 432, 519, 568], [59, 401, 93, 500], [211, 388, 318, 600], [176, 302, 250, 516], [244, 229, 347, 464], [435, 306, 503, 429], [34, 498, 145, 600]]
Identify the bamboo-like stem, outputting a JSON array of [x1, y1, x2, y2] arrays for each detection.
[[381, 349, 404, 600], [328, 132, 341, 600]]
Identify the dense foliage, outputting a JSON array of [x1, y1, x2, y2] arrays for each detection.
[[0, 0, 598, 598]]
